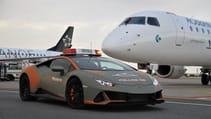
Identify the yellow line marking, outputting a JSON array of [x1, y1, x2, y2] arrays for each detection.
[[164, 95, 211, 101]]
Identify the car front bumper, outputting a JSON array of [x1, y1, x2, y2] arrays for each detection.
[[84, 90, 164, 105]]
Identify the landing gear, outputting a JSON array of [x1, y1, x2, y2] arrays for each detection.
[[201, 74, 209, 85], [201, 69, 211, 85], [137, 63, 152, 74]]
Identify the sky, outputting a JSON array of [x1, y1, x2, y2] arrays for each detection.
[[0, 0, 211, 51]]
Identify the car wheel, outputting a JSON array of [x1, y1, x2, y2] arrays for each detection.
[[19, 74, 36, 101], [7, 75, 15, 81], [66, 78, 84, 109]]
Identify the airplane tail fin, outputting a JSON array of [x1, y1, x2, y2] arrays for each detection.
[[48, 26, 74, 52]]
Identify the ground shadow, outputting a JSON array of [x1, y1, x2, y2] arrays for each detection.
[[36, 97, 165, 112]]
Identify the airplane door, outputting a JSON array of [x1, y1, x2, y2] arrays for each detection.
[[174, 17, 185, 46], [0, 63, 7, 80]]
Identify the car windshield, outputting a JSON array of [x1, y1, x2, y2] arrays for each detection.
[[71, 57, 135, 71]]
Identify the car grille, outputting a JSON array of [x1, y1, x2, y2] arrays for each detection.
[[94, 91, 162, 103]]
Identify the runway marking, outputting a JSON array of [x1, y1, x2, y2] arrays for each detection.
[[192, 90, 211, 94], [164, 95, 211, 101], [166, 101, 211, 107]]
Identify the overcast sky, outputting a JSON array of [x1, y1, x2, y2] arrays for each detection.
[[0, 0, 211, 50]]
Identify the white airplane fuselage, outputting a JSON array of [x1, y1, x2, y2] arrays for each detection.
[[0, 26, 74, 61], [102, 11, 211, 67], [0, 48, 61, 60]]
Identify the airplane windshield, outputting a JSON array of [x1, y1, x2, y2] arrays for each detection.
[[147, 17, 160, 27], [120, 17, 146, 25]]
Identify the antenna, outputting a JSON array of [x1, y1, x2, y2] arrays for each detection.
[[89, 41, 93, 54], [90, 41, 93, 50]]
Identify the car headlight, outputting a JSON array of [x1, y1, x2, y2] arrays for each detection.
[[96, 80, 115, 87], [153, 78, 159, 86], [148, 75, 160, 86]]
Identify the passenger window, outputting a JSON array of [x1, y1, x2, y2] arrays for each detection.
[[202, 28, 205, 34], [189, 26, 193, 31], [147, 17, 160, 27], [207, 29, 210, 34], [50, 59, 73, 74], [196, 27, 199, 32], [120, 17, 145, 25]]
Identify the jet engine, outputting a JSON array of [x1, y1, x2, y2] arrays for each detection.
[[155, 65, 186, 79]]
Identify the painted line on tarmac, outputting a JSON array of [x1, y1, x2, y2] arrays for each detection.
[[0, 90, 19, 94], [166, 101, 211, 107], [164, 95, 211, 101]]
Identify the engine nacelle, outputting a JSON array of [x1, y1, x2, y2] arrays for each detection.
[[155, 65, 186, 79]]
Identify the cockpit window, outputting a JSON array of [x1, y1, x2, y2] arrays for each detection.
[[120, 17, 145, 25], [147, 17, 160, 27]]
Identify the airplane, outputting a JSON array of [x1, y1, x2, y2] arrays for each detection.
[[102, 10, 211, 85], [0, 26, 74, 61]]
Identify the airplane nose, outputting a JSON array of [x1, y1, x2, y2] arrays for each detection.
[[101, 37, 111, 55], [102, 35, 119, 57], [101, 38, 109, 53]]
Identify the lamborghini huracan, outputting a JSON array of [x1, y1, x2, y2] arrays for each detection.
[[19, 49, 164, 109]]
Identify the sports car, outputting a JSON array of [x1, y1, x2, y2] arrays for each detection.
[[19, 48, 164, 109]]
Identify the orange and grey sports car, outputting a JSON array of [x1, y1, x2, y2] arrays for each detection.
[[19, 49, 164, 109]]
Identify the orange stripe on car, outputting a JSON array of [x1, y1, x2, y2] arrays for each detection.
[[66, 58, 80, 70], [84, 100, 127, 105], [55, 56, 80, 70], [23, 65, 40, 91]]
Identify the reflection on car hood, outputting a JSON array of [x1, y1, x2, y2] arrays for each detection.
[[89, 70, 153, 85]]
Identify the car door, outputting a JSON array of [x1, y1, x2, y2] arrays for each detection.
[[47, 58, 74, 97]]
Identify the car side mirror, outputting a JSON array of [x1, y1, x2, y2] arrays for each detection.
[[51, 66, 65, 76]]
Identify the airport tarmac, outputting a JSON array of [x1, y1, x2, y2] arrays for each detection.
[[0, 77, 211, 101], [157, 77, 211, 101], [0, 77, 211, 119]]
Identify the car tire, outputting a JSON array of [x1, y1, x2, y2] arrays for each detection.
[[66, 78, 84, 109], [19, 74, 36, 101], [7, 75, 15, 81]]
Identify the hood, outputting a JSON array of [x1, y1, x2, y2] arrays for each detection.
[[100, 71, 153, 86]]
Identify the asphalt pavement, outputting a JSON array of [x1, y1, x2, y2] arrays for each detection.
[[0, 78, 211, 119], [0, 90, 211, 119]]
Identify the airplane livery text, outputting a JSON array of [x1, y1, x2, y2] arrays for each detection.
[[0, 48, 47, 59], [186, 18, 211, 28]]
